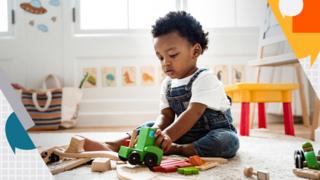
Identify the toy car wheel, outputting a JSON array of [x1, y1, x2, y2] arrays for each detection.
[[299, 150, 305, 161], [128, 151, 140, 165], [294, 150, 305, 162], [144, 153, 157, 167], [295, 154, 304, 169]]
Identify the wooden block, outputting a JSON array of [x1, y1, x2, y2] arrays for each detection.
[[195, 162, 219, 171], [152, 159, 192, 173], [257, 170, 270, 180], [122, 139, 130, 147], [50, 158, 91, 175], [128, 129, 138, 148], [53, 147, 120, 160], [177, 166, 199, 175], [65, 136, 85, 153], [293, 168, 320, 180], [201, 157, 228, 164], [91, 158, 111, 172], [188, 155, 205, 166], [244, 166, 270, 180]]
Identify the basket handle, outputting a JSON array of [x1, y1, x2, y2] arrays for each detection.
[[42, 74, 62, 89], [32, 91, 52, 112]]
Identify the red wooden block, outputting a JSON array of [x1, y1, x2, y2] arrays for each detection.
[[121, 139, 130, 147], [152, 159, 192, 173]]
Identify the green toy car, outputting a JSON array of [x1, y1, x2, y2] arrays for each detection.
[[118, 127, 163, 167], [294, 142, 320, 170], [302, 142, 320, 170]]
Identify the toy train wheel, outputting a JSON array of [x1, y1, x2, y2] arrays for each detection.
[[128, 151, 140, 165], [49, 153, 60, 163], [144, 153, 157, 167]]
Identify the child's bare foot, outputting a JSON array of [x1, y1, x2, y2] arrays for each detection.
[[165, 143, 197, 156]]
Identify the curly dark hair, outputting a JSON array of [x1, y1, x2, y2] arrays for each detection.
[[151, 11, 209, 53]]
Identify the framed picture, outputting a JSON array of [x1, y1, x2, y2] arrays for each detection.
[[82, 67, 97, 88], [214, 65, 229, 85], [101, 67, 116, 87], [122, 66, 136, 86], [140, 66, 155, 86], [231, 65, 245, 84]]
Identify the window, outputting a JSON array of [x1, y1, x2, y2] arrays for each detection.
[[79, 0, 127, 30], [75, 0, 177, 33], [74, 0, 257, 34], [128, 0, 176, 29], [187, 0, 235, 28], [0, 0, 9, 33]]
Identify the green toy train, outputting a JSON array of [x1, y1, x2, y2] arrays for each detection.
[[118, 127, 163, 167]]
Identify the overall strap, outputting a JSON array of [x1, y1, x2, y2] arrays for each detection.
[[165, 68, 207, 94], [185, 69, 207, 91], [166, 79, 172, 95]]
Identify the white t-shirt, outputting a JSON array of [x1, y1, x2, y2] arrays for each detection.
[[160, 69, 230, 112]]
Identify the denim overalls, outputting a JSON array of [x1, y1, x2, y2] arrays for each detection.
[[139, 69, 239, 158]]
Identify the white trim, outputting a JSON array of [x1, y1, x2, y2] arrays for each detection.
[[0, 0, 14, 37]]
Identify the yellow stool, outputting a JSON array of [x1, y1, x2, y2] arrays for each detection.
[[225, 83, 299, 136]]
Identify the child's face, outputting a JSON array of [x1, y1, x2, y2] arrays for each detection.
[[154, 31, 199, 79]]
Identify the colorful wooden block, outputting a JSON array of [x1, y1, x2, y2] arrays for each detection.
[[121, 139, 130, 147], [152, 159, 192, 173], [188, 155, 204, 166], [177, 167, 199, 175]]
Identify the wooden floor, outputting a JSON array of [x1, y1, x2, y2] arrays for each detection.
[[268, 122, 310, 139]]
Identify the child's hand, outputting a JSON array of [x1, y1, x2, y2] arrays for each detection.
[[154, 129, 172, 153]]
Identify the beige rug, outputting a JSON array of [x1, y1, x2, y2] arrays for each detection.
[[30, 129, 319, 180]]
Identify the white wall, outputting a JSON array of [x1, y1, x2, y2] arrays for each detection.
[[1, 0, 289, 127]]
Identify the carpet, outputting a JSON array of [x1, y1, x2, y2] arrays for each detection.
[[29, 129, 319, 180]]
